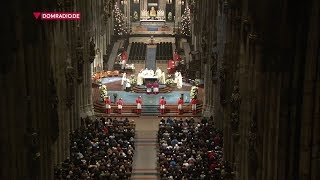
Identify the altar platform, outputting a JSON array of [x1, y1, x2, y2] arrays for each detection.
[[132, 84, 172, 93]]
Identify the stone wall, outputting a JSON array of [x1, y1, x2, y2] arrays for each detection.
[[191, 0, 320, 179], [0, 0, 114, 179]]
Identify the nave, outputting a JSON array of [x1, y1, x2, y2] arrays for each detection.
[[2, 0, 320, 180], [53, 116, 225, 180]]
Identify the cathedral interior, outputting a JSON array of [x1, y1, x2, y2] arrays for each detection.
[[1, 0, 319, 179]]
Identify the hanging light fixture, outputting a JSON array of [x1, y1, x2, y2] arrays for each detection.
[[167, 0, 172, 4]]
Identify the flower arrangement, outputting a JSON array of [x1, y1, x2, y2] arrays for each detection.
[[165, 78, 176, 87], [99, 84, 108, 101], [194, 79, 201, 86], [190, 85, 198, 99]]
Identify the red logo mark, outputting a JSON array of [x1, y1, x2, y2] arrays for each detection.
[[33, 12, 41, 19]]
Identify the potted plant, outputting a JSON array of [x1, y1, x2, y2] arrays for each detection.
[[165, 78, 175, 87], [99, 84, 108, 101], [190, 85, 198, 99]]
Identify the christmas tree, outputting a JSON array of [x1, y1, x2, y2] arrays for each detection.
[[181, 6, 191, 36], [113, 3, 128, 36]]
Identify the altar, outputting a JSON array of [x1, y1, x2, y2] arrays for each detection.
[[140, 19, 166, 26], [143, 76, 158, 84]]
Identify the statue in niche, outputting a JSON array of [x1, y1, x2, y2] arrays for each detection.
[[133, 11, 139, 21], [230, 84, 241, 112], [167, 12, 172, 21], [149, 6, 157, 17], [89, 37, 96, 57], [65, 54, 75, 107], [210, 43, 218, 78]]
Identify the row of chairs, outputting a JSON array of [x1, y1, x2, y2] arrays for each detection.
[[156, 42, 173, 60], [129, 42, 147, 60], [92, 70, 120, 80]]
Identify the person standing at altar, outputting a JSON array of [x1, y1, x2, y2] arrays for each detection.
[[177, 97, 183, 114], [155, 67, 162, 79], [137, 70, 143, 86], [160, 96, 166, 114], [174, 71, 179, 84], [121, 51, 127, 69], [136, 96, 142, 114], [177, 72, 183, 89], [125, 78, 131, 92], [153, 81, 159, 94], [105, 96, 111, 114], [121, 73, 126, 85], [117, 98, 123, 114], [174, 50, 181, 65], [191, 96, 197, 115], [146, 81, 152, 94], [160, 71, 166, 84]]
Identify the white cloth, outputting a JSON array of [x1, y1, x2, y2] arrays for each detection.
[[137, 103, 142, 109], [118, 105, 122, 109], [153, 87, 159, 92], [160, 105, 165, 109], [106, 104, 111, 109], [178, 104, 182, 110], [147, 88, 152, 93], [192, 104, 197, 110]]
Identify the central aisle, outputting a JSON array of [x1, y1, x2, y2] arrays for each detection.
[[145, 46, 156, 70], [131, 117, 160, 180]]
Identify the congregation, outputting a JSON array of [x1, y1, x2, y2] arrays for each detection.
[[54, 117, 135, 179], [158, 116, 223, 179]]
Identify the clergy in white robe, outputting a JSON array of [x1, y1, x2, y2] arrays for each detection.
[[155, 67, 162, 79], [137, 72, 143, 86], [160, 72, 166, 84], [121, 73, 126, 85], [174, 71, 179, 84], [177, 72, 183, 89], [125, 79, 131, 91]]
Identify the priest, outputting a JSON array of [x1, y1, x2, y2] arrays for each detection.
[[146, 81, 152, 94], [117, 98, 123, 114], [177, 97, 183, 114], [105, 96, 111, 114], [153, 81, 159, 94], [159, 96, 166, 114], [136, 96, 143, 114]]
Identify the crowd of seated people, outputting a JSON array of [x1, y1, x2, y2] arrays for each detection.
[[54, 117, 135, 179], [156, 42, 173, 60], [129, 42, 147, 60], [158, 116, 223, 179]]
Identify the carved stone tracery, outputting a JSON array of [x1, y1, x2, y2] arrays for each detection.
[[211, 43, 218, 80], [76, 37, 84, 83], [219, 63, 227, 105], [230, 83, 241, 139], [49, 68, 59, 141], [65, 55, 75, 107]]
